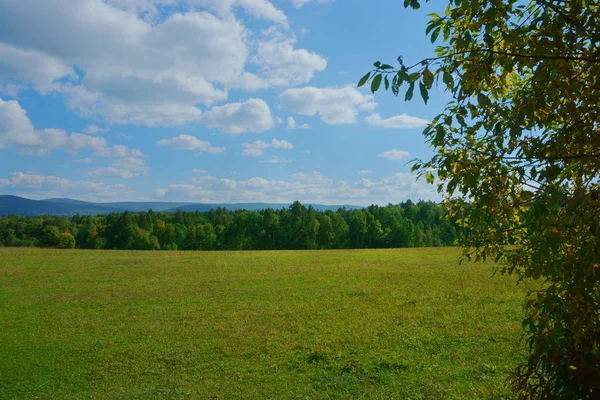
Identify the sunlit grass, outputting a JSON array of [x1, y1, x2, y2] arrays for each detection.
[[0, 248, 534, 399]]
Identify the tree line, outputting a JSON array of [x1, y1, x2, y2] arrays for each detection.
[[0, 200, 458, 250]]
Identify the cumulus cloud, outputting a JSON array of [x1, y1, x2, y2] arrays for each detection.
[[158, 134, 226, 153], [291, 0, 334, 8], [379, 149, 411, 160], [117, 132, 134, 139], [0, 42, 76, 92], [280, 86, 377, 124], [0, 0, 326, 127], [85, 156, 148, 179], [73, 158, 94, 164], [202, 98, 275, 134], [156, 170, 439, 204], [252, 32, 327, 87], [259, 157, 291, 164], [365, 113, 430, 129], [359, 169, 373, 175], [293, 170, 332, 184], [0, 97, 148, 180], [82, 125, 110, 134], [0, 172, 128, 200], [241, 138, 293, 156], [155, 188, 169, 197], [184, 0, 288, 25], [287, 116, 311, 130], [0, 97, 144, 163]]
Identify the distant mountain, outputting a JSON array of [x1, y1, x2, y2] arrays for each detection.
[[166, 203, 360, 213], [0, 195, 361, 216], [45, 199, 195, 213]]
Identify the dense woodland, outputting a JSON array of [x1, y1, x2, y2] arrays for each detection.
[[0, 200, 457, 250]]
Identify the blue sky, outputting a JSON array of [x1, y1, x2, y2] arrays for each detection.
[[0, 0, 449, 205]]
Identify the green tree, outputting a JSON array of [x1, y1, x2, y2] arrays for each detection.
[[348, 211, 367, 248], [362, 0, 600, 397], [41, 225, 60, 247], [56, 231, 76, 249], [317, 214, 335, 249]]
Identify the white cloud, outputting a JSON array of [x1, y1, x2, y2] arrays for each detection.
[[0, 83, 25, 97], [0, 97, 148, 179], [117, 132, 134, 139], [83, 125, 110, 134], [0, 42, 76, 92], [192, 169, 207, 174], [203, 98, 275, 134], [0, 1, 326, 126], [155, 188, 169, 197], [280, 86, 377, 124], [107, 0, 288, 24], [185, 0, 288, 25], [252, 32, 327, 87], [293, 170, 332, 184], [359, 169, 373, 175], [365, 113, 430, 129], [159, 171, 438, 204], [241, 138, 293, 156], [287, 116, 296, 129], [287, 116, 311, 130], [379, 149, 411, 160], [73, 158, 94, 164], [158, 134, 226, 153], [0, 97, 138, 157], [0, 2, 239, 126], [85, 156, 148, 179], [259, 157, 290, 164], [0, 172, 128, 200], [291, 0, 334, 8]]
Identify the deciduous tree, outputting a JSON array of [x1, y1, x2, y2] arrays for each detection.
[[361, 0, 600, 397]]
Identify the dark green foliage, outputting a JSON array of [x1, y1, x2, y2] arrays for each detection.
[[0, 201, 457, 251]]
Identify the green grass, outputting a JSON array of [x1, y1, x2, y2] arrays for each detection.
[[0, 248, 535, 399]]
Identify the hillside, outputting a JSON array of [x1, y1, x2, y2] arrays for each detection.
[[0, 195, 360, 216]]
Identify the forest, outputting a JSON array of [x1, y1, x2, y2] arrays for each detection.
[[0, 200, 457, 250]]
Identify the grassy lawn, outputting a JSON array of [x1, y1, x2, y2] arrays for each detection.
[[0, 248, 535, 399]]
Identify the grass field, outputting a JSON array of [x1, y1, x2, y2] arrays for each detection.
[[0, 248, 535, 399]]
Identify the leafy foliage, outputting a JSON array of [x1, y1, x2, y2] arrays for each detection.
[[361, 0, 600, 397], [0, 201, 457, 251]]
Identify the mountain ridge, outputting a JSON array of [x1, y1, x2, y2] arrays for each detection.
[[0, 195, 362, 216]]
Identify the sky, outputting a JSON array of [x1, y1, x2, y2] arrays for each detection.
[[0, 0, 450, 205]]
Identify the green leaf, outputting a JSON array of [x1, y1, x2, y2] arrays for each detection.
[[405, 82, 415, 101], [477, 92, 491, 107], [384, 75, 390, 90], [483, 33, 494, 47], [431, 27, 441, 43], [398, 70, 410, 82], [423, 68, 434, 89], [410, 0, 420, 9], [373, 61, 381, 68], [371, 74, 382, 93], [357, 72, 371, 88], [409, 72, 420, 82], [380, 64, 394, 70], [419, 81, 429, 104], [391, 75, 399, 96], [433, 125, 445, 145], [443, 70, 454, 87], [425, 171, 435, 184]]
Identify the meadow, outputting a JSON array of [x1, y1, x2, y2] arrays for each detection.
[[0, 248, 535, 399]]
